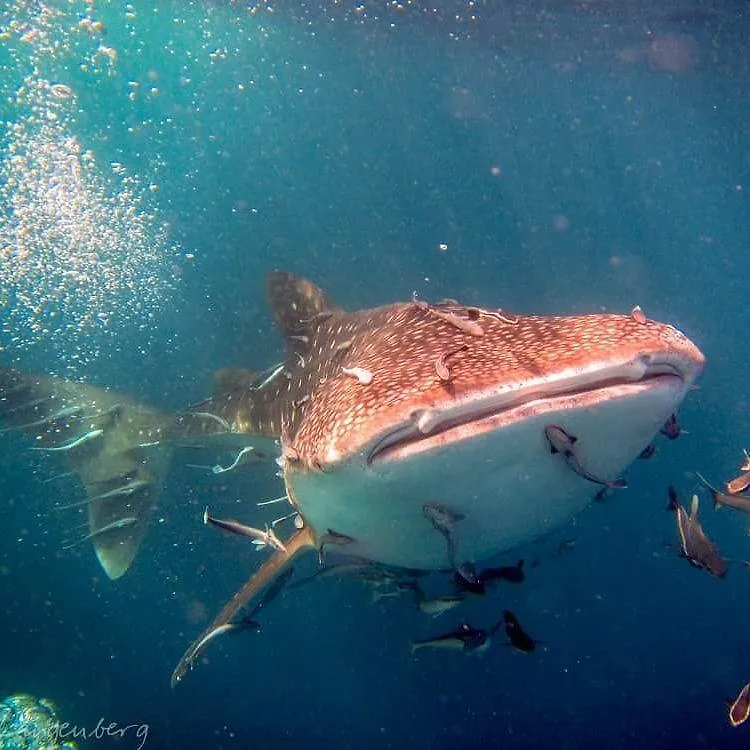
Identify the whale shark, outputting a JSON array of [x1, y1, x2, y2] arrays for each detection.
[[0, 272, 705, 684]]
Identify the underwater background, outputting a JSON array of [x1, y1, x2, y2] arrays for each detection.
[[1, 0, 749, 748]]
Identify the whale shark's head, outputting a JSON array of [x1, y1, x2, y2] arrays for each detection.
[[264, 275, 704, 568]]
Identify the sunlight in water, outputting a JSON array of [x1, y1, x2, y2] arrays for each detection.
[[0, 2, 181, 372]]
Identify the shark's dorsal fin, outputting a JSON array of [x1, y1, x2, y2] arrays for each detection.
[[266, 272, 342, 347]]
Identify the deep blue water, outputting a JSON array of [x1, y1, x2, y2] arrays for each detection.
[[1, 1, 750, 748]]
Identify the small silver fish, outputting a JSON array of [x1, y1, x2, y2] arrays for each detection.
[[62, 516, 138, 550], [418, 595, 464, 618], [203, 508, 287, 553]]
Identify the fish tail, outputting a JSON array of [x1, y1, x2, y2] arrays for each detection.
[[0, 366, 277, 580], [695, 472, 721, 509], [0, 368, 174, 580], [171, 525, 316, 687]]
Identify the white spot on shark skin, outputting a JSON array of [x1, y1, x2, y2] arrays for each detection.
[[324, 445, 342, 463], [341, 366, 373, 385]]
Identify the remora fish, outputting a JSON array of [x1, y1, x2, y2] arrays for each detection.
[[695, 473, 750, 515], [660, 414, 682, 440], [410, 623, 490, 654], [727, 451, 750, 495], [0, 272, 705, 685], [185, 616, 261, 667], [479, 559, 525, 585], [675, 494, 727, 578], [502, 609, 538, 653], [545, 425, 628, 489], [203, 508, 287, 552], [411, 582, 464, 617]]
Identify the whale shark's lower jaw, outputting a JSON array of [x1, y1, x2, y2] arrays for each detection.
[[290, 370, 695, 570]]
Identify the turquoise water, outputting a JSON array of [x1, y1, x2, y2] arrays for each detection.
[[1, 1, 749, 748]]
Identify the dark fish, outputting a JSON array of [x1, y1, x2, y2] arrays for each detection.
[[729, 682, 750, 727], [233, 616, 261, 633], [451, 570, 486, 595], [502, 610, 537, 653], [594, 486, 615, 503], [660, 414, 681, 440], [638, 444, 657, 460], [545, 425, 627, 489], [480, 559, 525, 585], [675, 494, 727, 578], [411, 623, 490, 654], [454, 561, 480, 586], [667, 485, 680, 512]]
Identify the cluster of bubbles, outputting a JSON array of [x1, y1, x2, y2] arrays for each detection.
[[0, 2, 181, 372]]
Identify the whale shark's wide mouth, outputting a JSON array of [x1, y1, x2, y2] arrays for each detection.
[[366, 355, 698, 466]]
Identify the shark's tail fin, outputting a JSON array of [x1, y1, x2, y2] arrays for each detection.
[[0, 368, 173, 580], [0, 365, 280, 580]]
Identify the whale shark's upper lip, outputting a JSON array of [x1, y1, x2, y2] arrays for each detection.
[[365, 353, 702, 465]]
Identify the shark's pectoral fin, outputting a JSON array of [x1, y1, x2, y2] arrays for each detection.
[[0, 368, 171, 580], [171, 525, 317, 688]]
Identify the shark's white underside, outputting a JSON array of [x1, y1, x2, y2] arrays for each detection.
[[290, 374, 686, 568]]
